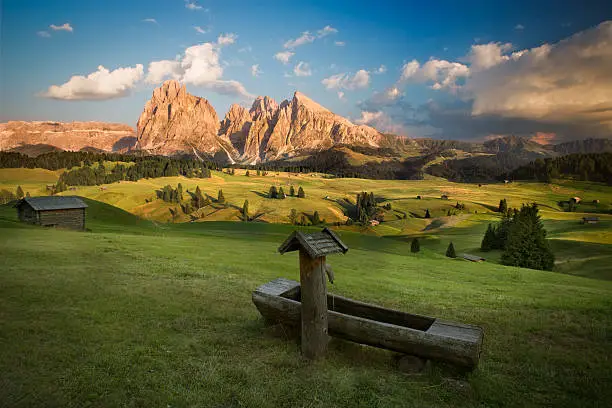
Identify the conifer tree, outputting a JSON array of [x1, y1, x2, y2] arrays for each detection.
[[498, 198, 508, 213], [289, 209, 298, 225], [16, 185, 24, 199], [501, 204, 555, 271], [279, 187, 286, 199], [290, 185, 295, 196], [195, 186, 204, 208], [313, 211, 321, 225], [425, 209, 431, 219], [217, 189, 225, 204], [242, 200, 249, 221], [481, 224, 497, 251], [177, 183, 183, 202], [446, 242, 456, 258], [411, 238, 420, 253], [269, 185, 278, 199], [297, 186, 305, 198], [245, 170, 250, 177]]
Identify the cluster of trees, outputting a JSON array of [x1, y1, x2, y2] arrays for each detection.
[[268, 185, 304, 199], [481, 203, 554, 271], [58, 158, 212, 187], [156, 184, 185, 203], [154, 184, 225, 218], [511, 153, 612, 184], [288, 209, 325, 226], [355, 192, 382, 223]]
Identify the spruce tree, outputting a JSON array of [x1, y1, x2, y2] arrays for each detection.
[[501, 204, 555, 271], [242, 200, 249, 221], [297, 186, 305, 198], [279, 187, 286, 199], [217, 189, 225, 204], [425, 209, 431, 219], [446, 242, 456, 258], [269, 185, 278, 199], [411, 238, 420, 253], [498, 199, 508, 213], [177, 183, 183, 202], [16, 185, 24, 199], [195, 186, 204, 208], [245, 170, 250, 177], [495, 210, 513, 249], [481, 224, 497, 251], [290, 185, 295, 196], [289, 209, 298, 225], [313, 211, 321, 225]]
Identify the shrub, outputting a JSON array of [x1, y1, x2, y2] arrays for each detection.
[[446, 242, 456, 258], [411, 238, 420, 253]]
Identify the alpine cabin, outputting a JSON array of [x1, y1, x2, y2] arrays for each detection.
[[16, 196, 87, 230]]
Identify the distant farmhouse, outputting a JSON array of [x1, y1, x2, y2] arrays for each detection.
[[15, 196, 87, 230], [582, 216, 599, 225]]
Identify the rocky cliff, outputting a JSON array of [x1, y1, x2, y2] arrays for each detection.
[[135, 80, 223, 157], [0, 121, 135, 154]]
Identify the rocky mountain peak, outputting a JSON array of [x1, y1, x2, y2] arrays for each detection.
[[249, 96, 279, 120]]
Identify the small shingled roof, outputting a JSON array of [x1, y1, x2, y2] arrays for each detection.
[[19, 196, 87, 211], [278, 228, 348, 258], [462, 253, 486, 262]]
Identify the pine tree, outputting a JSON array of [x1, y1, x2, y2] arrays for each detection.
[[290, 185, 295, 196], [313, 211, 321, 225], [256, 169, 261, 176], [289, 209, 298, 225], [278, 187, 286, 199], [242, 200, 249, 221], [481, 224, 497, 251], [269, 185, 278, 199], [177, 183, 183, 202], [425, 209, 431, 219], [495, 210, 513, 249], [195, 186, 204, 208], [297, 186, 305, 198], [411, 238, 420, 253], [498, 198, 508, 213], [16, 185, 24, 199], [245, 170, 250, 177], [501, 204, 555, 271], [446, 242, 456, 258], [217, 189, 225, 204]]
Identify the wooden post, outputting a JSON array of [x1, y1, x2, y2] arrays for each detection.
[[299, 248, 328, 360]]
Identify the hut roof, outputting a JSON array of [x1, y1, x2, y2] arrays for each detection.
[[462, 253, 486, 262], [278, 228, 348, 258], [583, 216, 599, 221], [19, 196, 87, 211]]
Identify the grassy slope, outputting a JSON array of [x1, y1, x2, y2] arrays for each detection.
[[3, 167, 611, 280], [1, 201, 612, 407]]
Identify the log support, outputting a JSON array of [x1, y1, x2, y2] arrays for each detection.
[[299, 249, 328, 360]]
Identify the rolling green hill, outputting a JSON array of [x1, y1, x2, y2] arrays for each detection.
[[0, 199, 611, 407]]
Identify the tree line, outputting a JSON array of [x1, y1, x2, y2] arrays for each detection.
[[511, 152, 612, 184]]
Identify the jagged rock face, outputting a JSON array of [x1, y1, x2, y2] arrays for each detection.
[[0, 121, 135, 153], [136, 80, 220, 155], [219, 104, 251, 154], [249, 96, 279, 121]]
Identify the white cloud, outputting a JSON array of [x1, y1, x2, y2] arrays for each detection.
[[322, 69, 370, 90], [41, 64, 144, 100], [375, 65, 386, 74], [50, 23, 73, 32], [143, 18, 158, 24], [355, 110, 384, 125], [337, 91, 345, 100], [399, 58, 469, 90], [185, 1, 202, 10], [334, 41, 345, 46], [284, 32, 315, 49], [251, 64, 262, 77], [317, 25, 338, 38], [469, 20, 612, 124], [274, 51, 294, 64], [37, 31, 50, 38], [194, 26, 208, 34], [354, 110, 404, 133], [467, 42, 514, 70], [293, 61, 312, 77], [239, 46, 253, 53], [145, 42, 252, 98], [385, 87, 400, 99], [515, 24, 525, 30], [217, 33, 237, 46]]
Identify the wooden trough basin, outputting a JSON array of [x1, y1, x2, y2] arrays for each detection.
[[253, 278, 484, 370]]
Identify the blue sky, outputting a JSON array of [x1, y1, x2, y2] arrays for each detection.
[[2, 0, 612, 141]]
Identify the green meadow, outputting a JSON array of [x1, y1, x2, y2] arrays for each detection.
[[1, 198, 611, 407]]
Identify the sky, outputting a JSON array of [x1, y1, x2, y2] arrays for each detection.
[[1, 0, 612, 143]]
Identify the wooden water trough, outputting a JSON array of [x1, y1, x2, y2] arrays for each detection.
[[253, 278, 484, 369]]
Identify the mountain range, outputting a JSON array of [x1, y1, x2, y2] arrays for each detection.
[[1, 80, 611, 180]]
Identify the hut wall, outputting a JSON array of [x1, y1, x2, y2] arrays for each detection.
[[18, 204, 37, 224], [38, 208, 85, 230]]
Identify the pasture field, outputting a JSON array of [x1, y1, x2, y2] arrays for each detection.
[[0, 200, 611, 407], [2, 167, 611, 280]]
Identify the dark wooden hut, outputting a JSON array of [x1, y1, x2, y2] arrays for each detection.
[[15, 196, 87, 230]]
